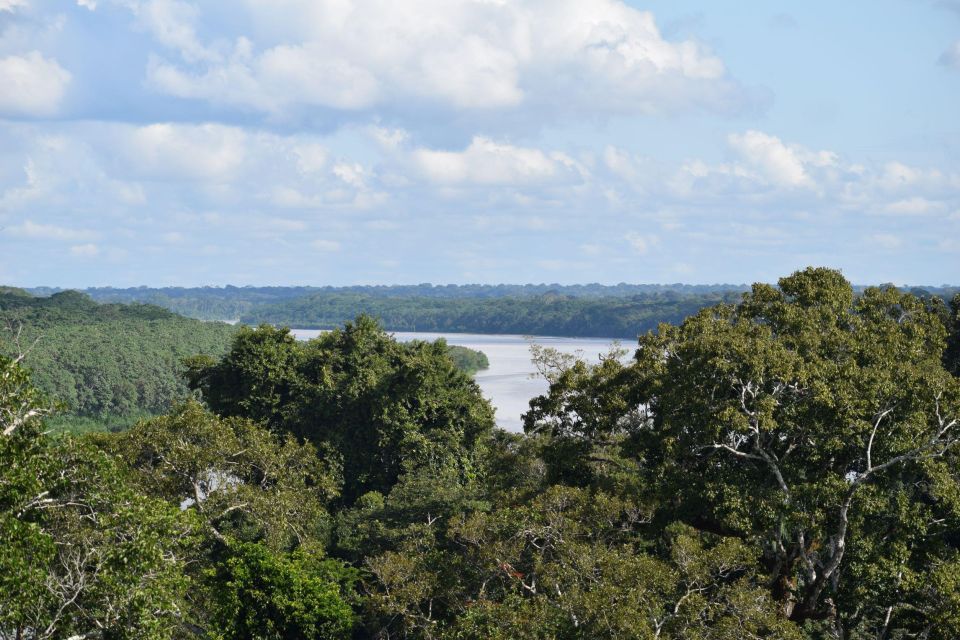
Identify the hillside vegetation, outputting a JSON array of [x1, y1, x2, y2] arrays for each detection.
[[0, 289, 489, 431], [0, 288, 239, 429]]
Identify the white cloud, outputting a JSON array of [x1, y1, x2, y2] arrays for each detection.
[[603, 146, 656, 186], [293, 143, 328, 174], [367, 126, 410, 151], [312, 238, 340, 252], [122, 123, 246, 180], [332, 162, 367, 189], [0, 0, 28, 11], [135, 0, 746, 118], [727, 130, 812, 188], [411, 136, 583, 186], [0, 52, 71, 116], [625, 232, 659, 254], [873, 162, 957, 194], [664, 130, 960, 217], [137, 0, 218, 63], [883, 197, 944, 216], [6, 220, 96, 241], [69, 243, 100, 257], [868, 234, 902, 250], [940, 40, 960, 69]]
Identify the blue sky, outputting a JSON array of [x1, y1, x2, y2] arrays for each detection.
[[0, 0, 958, 287]]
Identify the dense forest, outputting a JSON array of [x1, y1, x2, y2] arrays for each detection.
[[26, 284, 754, 326], [239, 291, 745, 338], [3, 268, 960, 639], [31, 283, 957, 340], [29, 283, 753, 321], [0, 287, 238, 430], [0, 289, 489, 432]]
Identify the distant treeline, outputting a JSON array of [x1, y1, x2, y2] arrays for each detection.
[[0, 288, 490, 431], [28, 283, 958, 336], [239, 291, 746, 338], [28, 283, 751, 321]]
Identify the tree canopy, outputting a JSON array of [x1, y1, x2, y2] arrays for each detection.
[[0, 289, 237, 429], [186, 317, 496, 503], [2, 268, 959, 639]]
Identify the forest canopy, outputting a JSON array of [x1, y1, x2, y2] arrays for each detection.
[[0, 288, 237, 429], [238, 291, 744, 338], [0, 289, 489, 433], [2, 269, 960, 639]]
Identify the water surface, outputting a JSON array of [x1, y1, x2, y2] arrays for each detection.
[[290, 329, 622, 432]]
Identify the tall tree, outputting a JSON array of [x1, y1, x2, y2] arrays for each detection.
[[188, 316, 495, 503], [525, 268, 960, 637]]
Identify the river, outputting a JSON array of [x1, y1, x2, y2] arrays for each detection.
[[289, 329, 623, 432]]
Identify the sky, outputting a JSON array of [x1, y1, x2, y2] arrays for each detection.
[[0, 0, 958, 287]]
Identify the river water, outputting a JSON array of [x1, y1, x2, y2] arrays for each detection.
[[289, 329, 623, 432]]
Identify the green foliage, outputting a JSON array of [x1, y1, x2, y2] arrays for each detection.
[[0, 354, 193, 639], [0, 289, 236, 423], [4, 270, 960, 638], [944, 292, 960, 376], [207, 542, 357, 640], [445, 344, 489, 374], [102, 401, 341, 551], [525, 267, 960, 635], [188, 316, 496, 503], [240, 291, 742, 339]]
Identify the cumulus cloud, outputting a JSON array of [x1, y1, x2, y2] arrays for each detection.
[[130, 0, 749, 120], [410, 137, 584, 186], [6, 220, 97, 241], [0, 0, 28, 11], [136, 0, 216, 63], [69, 243, 100, 257], [727, 130, 815, 188], [121, 123, 247, 181], [0, 52, 71, 116], [1, 119, 957, 285]]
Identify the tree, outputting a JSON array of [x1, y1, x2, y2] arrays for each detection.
[[207, 542, 358, 640], [1, 353, 192, 640], [188, 317, 495, 504], [102, 401, 340, 551], [361, 486, 798, 639], [944, 292, 960, 376], [96, 402, 352, 637], [183, 324, 302, 432], [525, 268, 960, 636]]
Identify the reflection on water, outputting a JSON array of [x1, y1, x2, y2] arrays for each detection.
[[289, 329, 623, 432]]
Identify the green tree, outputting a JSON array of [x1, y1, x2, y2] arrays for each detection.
[[188, 317, 495, 504], [526, 268, 960, 636], [207, 542, 357, 640], [1, 353, 192, 640], [944, 292, 960, 376], [97, 402, 352, 637], [103, 401, 340, 551]]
